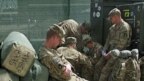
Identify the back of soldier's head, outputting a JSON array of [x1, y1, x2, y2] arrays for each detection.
[[65, 37, 77, 45], [80, 22, 91, 33], [57, 19, 79, 36]]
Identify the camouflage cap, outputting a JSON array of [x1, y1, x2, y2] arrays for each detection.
[[83, 36, 92, 45], [52, 24, 66, 44], [58, 19, 79, 36], [65, 37, 77, 45], [108, 8, 121, 17]]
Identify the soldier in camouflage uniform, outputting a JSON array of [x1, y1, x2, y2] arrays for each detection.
[[56, 19, 80, 45], [39, 25, 88, 81], [80, 37, 103, 81], [83, 37, 103, 64], [57, 19, 92, 51], [57, 37, 92, 81], [104, 8, 132, 51], [39, 25, 87, 81]]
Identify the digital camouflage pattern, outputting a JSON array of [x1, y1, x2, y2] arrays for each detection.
[[104, 19, 132, 51], [81, 41, 102, 81], [99, 49, 120, 81], [124, 58, 140, 81], [85, 42, 102, 65], [39, 47, 88, 81], [57, 19, 79, 37], [120, 50, 140, 81], [109, 49, 140, 81], [57, 47, 92, 81], [93, 56, 107, 81], [108, 58, 126, 81]]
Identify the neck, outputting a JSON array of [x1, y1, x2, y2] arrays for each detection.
[[44, 39, 55, 49], [67, 44, 76, 49]]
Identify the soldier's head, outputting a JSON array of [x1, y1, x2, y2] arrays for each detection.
[[79, 22, 91, 34], [45, 24, 66, 48], [108, 8, 122, 24], [65, 37, 77, 49], [57, 19, 79, 37], [84, 37, 94, 48]]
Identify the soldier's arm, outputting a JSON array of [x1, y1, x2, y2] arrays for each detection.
[[78, 52, 92, 66], [39, 48, 72, 80], [104, 33, 110, 51]]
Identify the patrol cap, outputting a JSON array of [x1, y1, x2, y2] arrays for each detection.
[[65, 37, 77, 45], [51, 24, 66, 44], [108, 8, 121, 17], [83, 36, 92, 45], [58, 19, 79, 36]]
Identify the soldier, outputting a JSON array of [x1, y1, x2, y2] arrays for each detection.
[[104, 8, 132, 52], [57, 19, 92, 51], [57, 37, 92, 80], [39, 25, 88, 81], [83, 36, 103, 64]]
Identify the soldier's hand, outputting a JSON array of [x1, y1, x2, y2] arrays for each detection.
[[83, 46, 89, 53], [62, 63, 72, 78], [101, 48, 107, 56]]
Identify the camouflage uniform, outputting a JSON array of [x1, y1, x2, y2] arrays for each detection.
[[81, 36, 103, 81], [82, 43, 102, 81], [56, 19, 80, 45], [57, 19, 91, 52], [93, 56, 107, 81], [99, 49, 120, 81], [139, 56, 144, 81], [57, 37, 93, 81], [57, 46, 92, 80], [39, 47, 88, 81], [85, 42, 102, 65], [104, 8, 132, 51]]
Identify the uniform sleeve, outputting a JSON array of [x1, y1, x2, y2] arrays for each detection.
[[39, 48, 71, 80], [78, 52, 92, 67], [117, 26, 132, 50], [104, 30, 111, 51]]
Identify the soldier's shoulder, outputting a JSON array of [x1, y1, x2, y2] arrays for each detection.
[[69, 48, 80, 53], [121, 20, 131, 31], [109, 25, 116, 31], [94, 42, 102, 48], [57, 47, 68, 51]]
